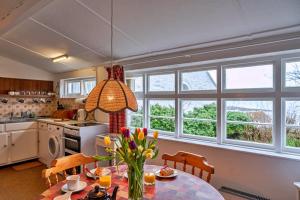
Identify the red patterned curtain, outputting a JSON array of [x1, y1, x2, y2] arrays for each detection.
[[107, 65, 126, 133]]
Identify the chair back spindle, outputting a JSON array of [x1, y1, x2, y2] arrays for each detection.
[[162, 151, 214, 183], [42, 153, 97, 188]]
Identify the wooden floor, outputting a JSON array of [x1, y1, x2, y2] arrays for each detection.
[[0, 162, 47, 200]]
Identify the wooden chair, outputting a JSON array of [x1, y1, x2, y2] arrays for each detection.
[[162, 151, 215, 183], [42, 153, 97, 187]]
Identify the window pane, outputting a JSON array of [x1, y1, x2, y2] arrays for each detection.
[[225, 65, 273, 89], [225, 100, 273, 144], [149, 100, 175, 132], [126, 76, 143, 92], [285, 61, 300, 87], [127, 100, 144, 128], [67, 81, 80, 94], [83, 79, 96, 95], [285, 101, 300, 148], [182, 100, 217, 137], [149, 74, 175, 92], [181, 70, 217, 91]]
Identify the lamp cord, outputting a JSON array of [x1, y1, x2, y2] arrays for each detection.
[[110, 0, 114, 70]]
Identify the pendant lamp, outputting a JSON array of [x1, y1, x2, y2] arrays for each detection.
[[85, 0, 137, 113]]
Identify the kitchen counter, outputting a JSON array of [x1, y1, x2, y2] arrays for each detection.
[[36, 118, 78, 126], [0, 117, 49, 124]]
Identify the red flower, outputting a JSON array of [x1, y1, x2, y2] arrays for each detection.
[[136, 128, 141, 133], [143, 128, 148, 136], [120, 127, 127, 134]]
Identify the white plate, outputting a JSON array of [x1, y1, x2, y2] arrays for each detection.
[[86, 168, 111, 179], [155, 169, 178, 178], [61, 181, 87, 193], [123, 172, 128, 179]]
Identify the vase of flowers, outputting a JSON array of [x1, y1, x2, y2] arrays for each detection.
[[95, 127, 159, 200]]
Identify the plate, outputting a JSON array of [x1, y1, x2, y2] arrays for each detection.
[[61, 181, 87, 193], [123, 172, 128, 179], [86, 168, 111, 179], [155, 169, 178, 178]]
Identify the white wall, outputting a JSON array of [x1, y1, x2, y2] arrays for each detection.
[[94, 66, 109, 123], [54, 67, 96, 81], [146, 138, 300, 200], [0, 55, 54, 80]]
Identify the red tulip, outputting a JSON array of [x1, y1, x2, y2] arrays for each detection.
[[121, 127, 127, 134], [143, 128, 148, 136]]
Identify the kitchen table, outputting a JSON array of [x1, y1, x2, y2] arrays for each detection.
[[39, 165, 224, 200]]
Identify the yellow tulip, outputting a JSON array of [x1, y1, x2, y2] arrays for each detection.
[[153, 131, 159, 139], [138, 131, 145, 140], [145, 152, 152, 159], [130, 135, 134, 141], [127, 148, 132, 154], [104, 136, 111, 146], [145, 149, 153, 154], [138, 145, 144, 152]]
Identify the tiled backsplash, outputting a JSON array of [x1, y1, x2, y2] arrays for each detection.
[[0, 98, 56, 118], [58, 98, 84, 110], [0, 97, 88, 119]]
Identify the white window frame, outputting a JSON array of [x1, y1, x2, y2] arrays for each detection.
[[65, 80, 82, 97], [222, 61, 275, 93], [179, 98, 217, 142], [125, 52, 300, 156], [147, 72, 176, 95], [282, 57, 300, 92], [127, 99, 144, 128], [282, 98, 300, 154], [62, 77, 96, 98], [148, 98, 176, 135], [222, 98, 275, 150], [179, 67, 217, 94]]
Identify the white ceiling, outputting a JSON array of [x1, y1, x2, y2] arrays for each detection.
[[0, 0, 300, 73]]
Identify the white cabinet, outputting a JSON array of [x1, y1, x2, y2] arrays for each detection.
[[10, 129, 38, 162], [38, 123, 49, 164], [0, 133, 9, 165]]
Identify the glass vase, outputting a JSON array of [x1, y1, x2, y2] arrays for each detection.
[[127, 165, 144, 200]]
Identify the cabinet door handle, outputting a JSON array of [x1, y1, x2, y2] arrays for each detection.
[[3, 145, 7, 148], [11, 144, 15, 146]]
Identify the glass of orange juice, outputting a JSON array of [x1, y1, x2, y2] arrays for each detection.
[[99, 169, 112, 189], [144, 172, 155, 185]]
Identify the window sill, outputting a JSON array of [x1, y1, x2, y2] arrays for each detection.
[[148, 134, 300, 161]]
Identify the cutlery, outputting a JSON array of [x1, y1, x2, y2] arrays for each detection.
[[85, 167, 97, 180]]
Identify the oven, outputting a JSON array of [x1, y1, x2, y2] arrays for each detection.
[[63, 127, 81, 174], [63, 133, 81, 154]]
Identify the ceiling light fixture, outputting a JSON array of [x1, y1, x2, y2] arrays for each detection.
[[85, 0, 137, 113], [52, 55, 68, 63]]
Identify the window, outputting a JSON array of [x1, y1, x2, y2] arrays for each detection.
[[224, 64, 273, 90], [67, 81, 81, 96], [126, 76, 143, 92], [127, 100, 144, 128], [181, 70, 217, 92], [148, 73, 175, 92], [149, 100, 175, 133], [126, 54, 300, 156], [83, 79, 96, 96], [284, 100, 300, 149], [182, 100, 217, 138], [63, 77, 96, 98], [284, 60, 300, 88], [224, 100, 273, 145]]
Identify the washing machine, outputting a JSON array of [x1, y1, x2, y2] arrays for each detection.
[[39, 123, 64, 167]]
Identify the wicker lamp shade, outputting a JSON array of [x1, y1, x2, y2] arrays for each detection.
[[85, 79, 138, 113]]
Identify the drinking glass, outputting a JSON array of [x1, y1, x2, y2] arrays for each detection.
[[144, 171, 155, 185], [99, 170, 112, 189]]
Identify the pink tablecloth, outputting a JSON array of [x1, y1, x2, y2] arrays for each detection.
[[39, 165, 224, 200]]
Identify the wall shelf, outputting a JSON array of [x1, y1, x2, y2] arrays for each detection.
[[0, 94, 55, 98]]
